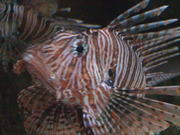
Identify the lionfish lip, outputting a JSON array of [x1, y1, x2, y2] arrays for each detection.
[[23, 52, 60, 96]]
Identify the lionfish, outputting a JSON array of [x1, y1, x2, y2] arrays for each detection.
[[17, 0, 180, 135]]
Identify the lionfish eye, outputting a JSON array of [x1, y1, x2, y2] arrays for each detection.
[[76, 45, 84, 53], [71, 36, 88, 57]]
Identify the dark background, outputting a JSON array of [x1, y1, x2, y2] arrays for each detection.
[[0, 0, 180, 135]]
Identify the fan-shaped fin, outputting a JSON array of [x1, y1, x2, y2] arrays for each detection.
[[145, 52, 180, 68], [107, 0, 179, 73], [113, 90, 180, 126], [111, 86, 180, 99], [109, 5, 168, 28], [130, 31, 180, 71], [17, 85, 56, 117], [144, 86, 180, 96], [144, 61, 168, 72], [120, 19, 178, 34], [106, 0, 179, 74], [146, 72, 180, 86], [82, 86, 180, 135], [24, 102, 87, 135], [125, 27, 180, 40], [109, 0, 151, 25], [113, 87, 180, 126], [18, 85, 89, 135], [143, 47, 179, 63], [142, 39, 180, 55], [40, 16, 101, 32], [135, 34, 180, 51]]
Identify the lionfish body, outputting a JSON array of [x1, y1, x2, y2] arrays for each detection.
[[18, 0, 180, 135]]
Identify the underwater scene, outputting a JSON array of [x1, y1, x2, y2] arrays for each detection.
[[0, 0, 180, 135]]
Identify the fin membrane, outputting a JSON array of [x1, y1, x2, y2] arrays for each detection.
[[110, 0, 150, 25], [83, 86, 180, 135], [18, 85, 90, 135], [109, 4, 168, 28], [121, 19, 178, 34], [146, 72, 180, 86]]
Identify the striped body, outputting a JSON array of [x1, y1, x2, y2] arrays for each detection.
[[23, 28, 146, 103], [89, 29, 146, 88], [17, 0, 180, 135]]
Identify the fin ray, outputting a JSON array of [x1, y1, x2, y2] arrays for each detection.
[[111, 5, 168, 28], [146, 73, 180, 86], [121, 19, 178, 34], [109, 0, 151, 25], [125, 27, 180, 40], [18, 85, 88, 135]]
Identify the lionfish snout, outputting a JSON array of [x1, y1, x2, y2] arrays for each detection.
[[22, 48, 61, 97]]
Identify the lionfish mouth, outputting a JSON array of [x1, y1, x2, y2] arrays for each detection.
[[23, 51, 61, 96]]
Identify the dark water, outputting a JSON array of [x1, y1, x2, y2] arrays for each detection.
[[0, 0, 179, 135]]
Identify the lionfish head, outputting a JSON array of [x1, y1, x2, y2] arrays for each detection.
[[22, 31, 105, 102]]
